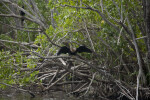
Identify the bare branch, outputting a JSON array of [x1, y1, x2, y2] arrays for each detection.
[[84, 21, 95, 51]]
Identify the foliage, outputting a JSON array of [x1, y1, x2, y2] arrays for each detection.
[[0, 51, 38, 88]]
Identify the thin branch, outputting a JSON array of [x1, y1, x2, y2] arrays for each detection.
[[136, 36, 147, 40], [112, 0, 120, 16], [115, 80, 135, 100], [0, 39, 40, 49], [84, 21, 95, 51], [100, 0, 104, 13], [44, 72, 69, 91], [83, 72, 96, 96], [117, 27, 123, 45], [0, 14, 34, 22], [0, 21, 41, 32], [68, 83, 88, 95], [48, 68, 60, 85], [42, 32, 61, 47], [103, 4, 119, 22], [120, 0, 123, 21], [126, 15, 145, 100]]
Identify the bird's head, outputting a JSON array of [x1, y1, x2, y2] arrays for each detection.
[[70, 47, 76, 53]]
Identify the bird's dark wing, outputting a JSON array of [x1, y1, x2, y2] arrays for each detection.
[[57, 46, 71, 55], [20, 6, 25, 17], [20, 11, 25, 16], [76, 46, 92, 53]]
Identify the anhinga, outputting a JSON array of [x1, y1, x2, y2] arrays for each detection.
[[57, 45, 92, 55], [20, 6, 25, 25]]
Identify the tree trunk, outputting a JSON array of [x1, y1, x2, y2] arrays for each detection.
[[145, 0, 150, 85], [146, 1, 150, 59]]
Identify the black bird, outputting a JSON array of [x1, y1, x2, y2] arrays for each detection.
[[20, 6, 25, 24], [57, 46, 92, 55]]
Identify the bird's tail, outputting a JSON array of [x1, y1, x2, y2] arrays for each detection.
[[21, 18, 24, 26]]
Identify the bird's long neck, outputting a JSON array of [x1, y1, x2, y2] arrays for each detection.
[[70, 45, 77, 55], [70, 48, 76, 55], [62, 42, 77, 55]]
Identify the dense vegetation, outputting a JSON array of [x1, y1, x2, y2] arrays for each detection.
[[0, 0, 150, 100]]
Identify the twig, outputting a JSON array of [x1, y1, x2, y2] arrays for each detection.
[[0, 39, 40, 49], [0, 41, 16, 53], [58, 58, 67, 65], [112, 0, 120, 17], [84, 21, 95, 51], [115, 80, 135, 100], [42, 32, 61, 47], [136, 36, 147, 40], [103, 4, 119, 22], [57, 81, 85, 85], [82, 72, 97, 96], [67, 83, 88, 95], [48, 68, 60, 85], [0, 14, 37, 24], [117, 27, 123, 45], [100, 0, 104, 13], [44, 72, 69, 91]]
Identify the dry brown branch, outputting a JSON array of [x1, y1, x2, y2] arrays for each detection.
[[115, 80, 135, 100], [82, 72, 97, 96], [48, 69, 60, 85], [0, 39, 40, 49], [57, 81, 85, 85], [0, 14, 37, 24], [0, 41, 17, 53], [84, 21, 95, 51], [42, 32, 61, 47], [44, 72, 69, 91], [68, 83, 89, 95]]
